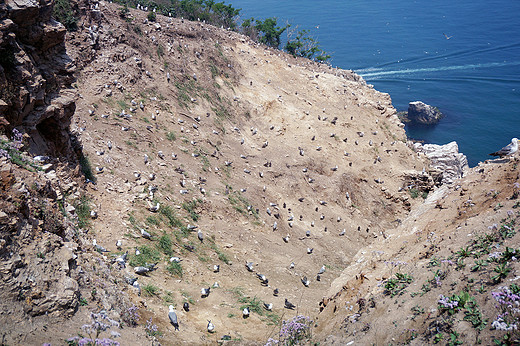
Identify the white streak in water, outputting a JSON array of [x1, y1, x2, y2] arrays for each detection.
[[358, 61, 520, 79]]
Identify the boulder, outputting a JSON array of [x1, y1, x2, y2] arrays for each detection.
[[413, 141, 468, 184], [407, 101, 444, 125]]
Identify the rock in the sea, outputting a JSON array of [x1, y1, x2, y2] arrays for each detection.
[[407, 101, 444, 125], [413, 141, 468, 184]]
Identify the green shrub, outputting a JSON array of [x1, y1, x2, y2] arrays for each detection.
[[79, 152, 96, 183], [408, 188, 419, 199], [254, 17, 288, 48], [53, 0, 78, 31], [119, 5, 130, 19], [384, 273, 413, 297]]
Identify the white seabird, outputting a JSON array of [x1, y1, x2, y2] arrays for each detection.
[[489, 138, 518, 157], [207, 320, 215, 333], [168, 305, 179, 331], [201, 287, 210, 297], [140, 228, 152, 239], [93, 239, 108, 252]]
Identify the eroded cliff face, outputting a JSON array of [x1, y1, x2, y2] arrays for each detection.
[[0, 1, 141, 344], [1, 0, 76, 156]]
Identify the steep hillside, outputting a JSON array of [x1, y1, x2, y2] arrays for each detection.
[[318, 158, 520, 344], [64, 2, 430, 344], [1, 0, 518, 345]]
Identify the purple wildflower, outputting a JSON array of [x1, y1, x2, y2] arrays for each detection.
[[438, 295, 458, 309], [491, 286, 520, 335], [489, 224, 498, 231]]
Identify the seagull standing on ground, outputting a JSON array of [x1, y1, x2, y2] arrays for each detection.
[[489, 138, 518, 157], [207, 320, 215, 333], [285, 298, 296, 309], [168, 305, 179, 331]]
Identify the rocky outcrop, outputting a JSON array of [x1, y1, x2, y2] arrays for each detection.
[[0, 156, 135, 344], [0, 0, 75, 156], [413, 141, 468, 184], [406, 101, 444, 125]]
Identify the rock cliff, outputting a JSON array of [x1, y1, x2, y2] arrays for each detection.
[[414, 141, 469, 184], [1, 0, 75, 156]]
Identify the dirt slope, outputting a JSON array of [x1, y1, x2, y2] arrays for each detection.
[[64, 2, 430, 344], [2, 1, 518, 345]]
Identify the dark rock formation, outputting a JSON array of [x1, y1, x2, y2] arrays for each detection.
[[406, 101, 444, 125], [1, 0, 76, 156]]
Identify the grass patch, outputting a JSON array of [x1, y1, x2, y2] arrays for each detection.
[[166, 131, 177, 141], [198, 254, 210, 262], [175, 77, 202, 109], [157, 234, 173, 256], [227, 189, 258, 219], [146, 215, 160, 226], [129, 245, 161, 267], [162, 291, 175, 303], [181, 290, 195, 305], [125, 140, 137, 149], [210, 63, 219, 79], [212, 103, 231, 120], [117, 99, 129, 111], [160, 205, 184, 228], [128, 212, 141, 231], [166, 261, 183, 278], [73, 194, 91, 229], [210, 242, 231, 264], [182, 199, 202, 221], [143, 284, 160, 297], [229, 287, 274, 319]]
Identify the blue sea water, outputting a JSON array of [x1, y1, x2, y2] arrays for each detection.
[[228, 0, 520, 166]]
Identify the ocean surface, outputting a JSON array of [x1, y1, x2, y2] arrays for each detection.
[[228, 0, 520, 166]]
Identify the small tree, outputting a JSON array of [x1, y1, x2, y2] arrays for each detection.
[[285, 28, 331, 62], [241, 17, 258, 41], [147, 11, 156, 22], [254, 17, 289, 48]]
